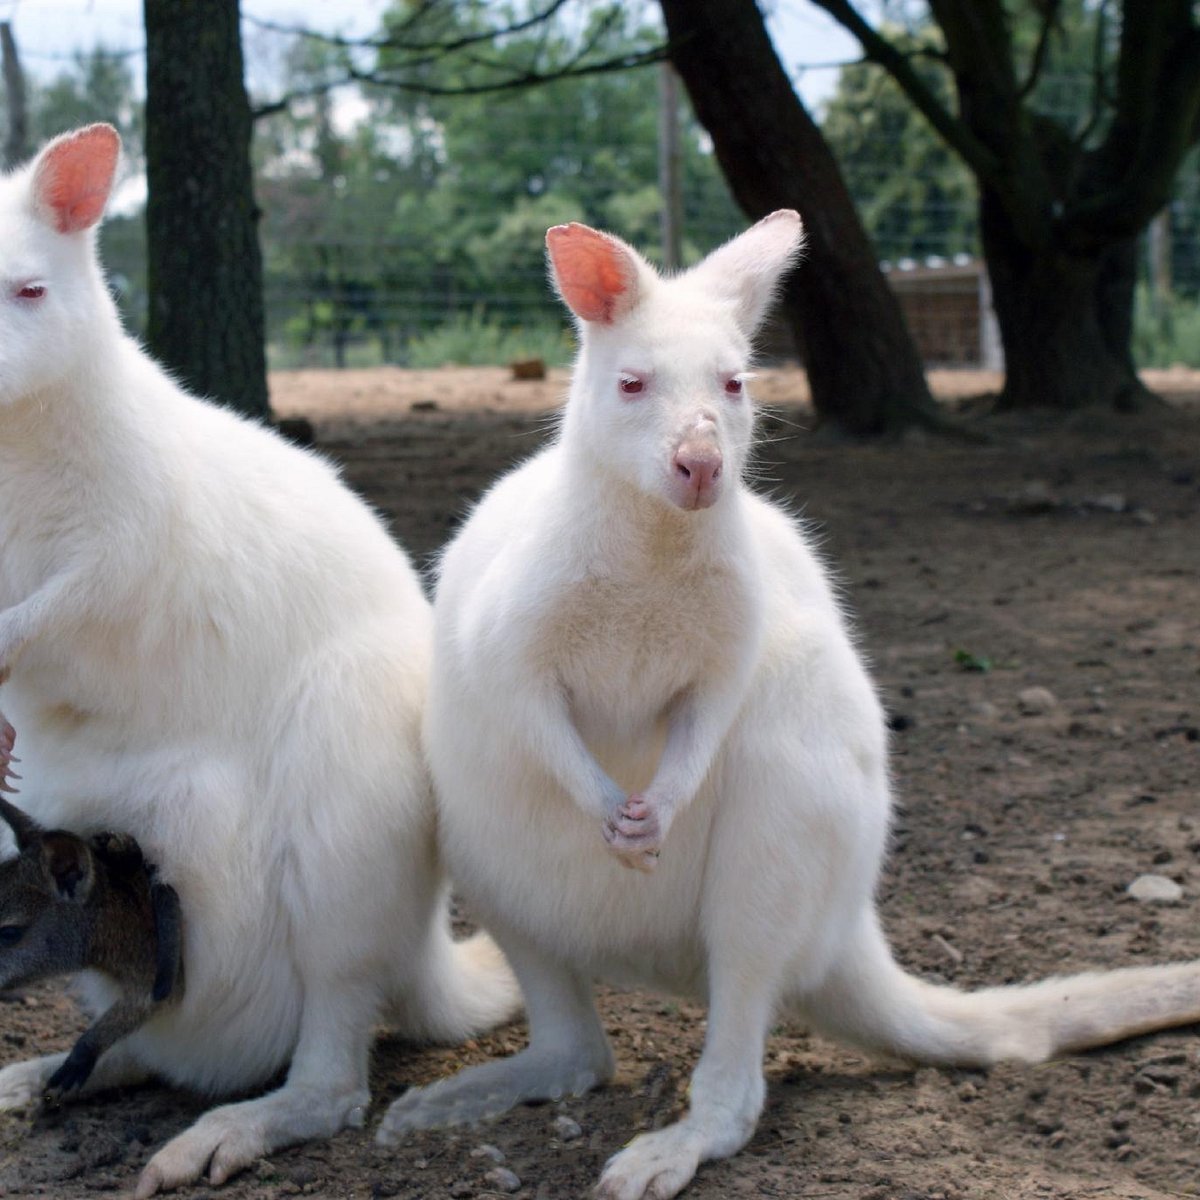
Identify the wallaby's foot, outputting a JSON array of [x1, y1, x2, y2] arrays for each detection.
[[0, 1054, 60, 1110], [135, 1084, 369, 1197], [45, 1042, 98, 1094], [0, 1046, 149, 1111], [596, 1125, 706, 1200], [602, 794, 662, 873], [377, 1045, 611, 1143], [0, 711, 20, 794]]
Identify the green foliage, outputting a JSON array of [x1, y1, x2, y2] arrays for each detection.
[[820, 25, 976, 262], [405, 309, 573, 368], [1133, 284, 1200, 368], [254, 0, 744, 366], [953, 649, 992, 673]]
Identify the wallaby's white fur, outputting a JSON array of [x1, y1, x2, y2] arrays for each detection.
[[0, 125, 518, 1196], [377, 213, 1200, 1200]]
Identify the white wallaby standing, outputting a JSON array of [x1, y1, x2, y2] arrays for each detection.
[[0, 125, 519, 1196], [377, 212, 1200, 1200]]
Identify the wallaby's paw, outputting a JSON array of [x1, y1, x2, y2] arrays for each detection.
[[135, 1112, 265, 1197], [595, 1126, 704, 1200], [0, 1056, 57, 1111], [0, 710, 20, 794], [602, 794, 662, 873], [378, 1052, 605, 1145], [45, 1044, 97, 1094]]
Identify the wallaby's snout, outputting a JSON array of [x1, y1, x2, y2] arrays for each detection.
[[670, 420, 723, 510]]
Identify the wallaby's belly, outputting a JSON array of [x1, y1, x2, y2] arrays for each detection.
[[431, 688, 714, 997]]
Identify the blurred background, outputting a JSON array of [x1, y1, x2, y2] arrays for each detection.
[[1, 1, 1196, 422]]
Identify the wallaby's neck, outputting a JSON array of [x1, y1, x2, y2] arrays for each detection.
[[0, 300, 151, 467]]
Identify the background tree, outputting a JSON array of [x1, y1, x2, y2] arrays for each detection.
[[822, 27, 976, 263], [144, 0, 269, 420], [810, 0, 1200, 411], [659, 0, 943, 436], [254, 1, 745, 368], [1, 22, 28, 169]]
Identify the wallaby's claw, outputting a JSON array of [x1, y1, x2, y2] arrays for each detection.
[[602, 794, 663, 873], [0, 713, 17, 793]]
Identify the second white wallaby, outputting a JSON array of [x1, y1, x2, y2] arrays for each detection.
[[0, 125, 519, 1196], [376, 211, 1200, 1200]]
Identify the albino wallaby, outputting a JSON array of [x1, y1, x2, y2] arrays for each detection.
[[376, 212, 1200, 1200], [0, 796, 182, 1092], [0, 125, 518, 1196]]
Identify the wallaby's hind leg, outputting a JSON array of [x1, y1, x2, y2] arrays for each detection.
[[135, 973, 378, 1198], [377, 923, 612, 1141], [596, 958, 777, 1200]]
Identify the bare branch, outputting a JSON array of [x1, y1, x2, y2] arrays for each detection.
[[807, 0, 1005, 191], [242, 1, 574, 58], [1017, 0, 1060, 100]]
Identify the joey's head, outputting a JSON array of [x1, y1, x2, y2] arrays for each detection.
[[0, 123, 121, 407], [546, 210, 804, 513], [0, 798, 96, 990]]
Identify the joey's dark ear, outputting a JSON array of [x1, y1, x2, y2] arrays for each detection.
[[40, 833, 95, 901], [0, 797, 42, 853]]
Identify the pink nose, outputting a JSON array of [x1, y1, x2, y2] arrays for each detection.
[[673, 443, 723, 507]]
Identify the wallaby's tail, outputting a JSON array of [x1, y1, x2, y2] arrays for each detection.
[[801, 909, 1200, 1066], [394, 926, 523, 1045]]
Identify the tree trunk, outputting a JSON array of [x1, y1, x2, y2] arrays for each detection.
[[143, 0, 270, 421], [1, 22, 29, 170], [981, 189, 1148, 411], [659, 0, 941, 437]]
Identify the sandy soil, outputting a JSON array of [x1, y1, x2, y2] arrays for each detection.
[[0, 368, 1198, 1200]]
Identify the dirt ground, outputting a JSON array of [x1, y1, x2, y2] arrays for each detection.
[[1, 367, 1198, 1200]]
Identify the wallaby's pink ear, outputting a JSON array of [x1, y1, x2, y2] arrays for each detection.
[[546, 223, 642, 325], [40, 833, 95, 902], [689, 209, 805, 337], [30, 124, 120, 234]]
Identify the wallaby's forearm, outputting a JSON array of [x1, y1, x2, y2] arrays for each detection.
[[47, 996, 152, 1093], [523, 680, 625, 820], [150, 879, 183, 1003], [0, 566, 91, 676], [643, 684, 746, 822]]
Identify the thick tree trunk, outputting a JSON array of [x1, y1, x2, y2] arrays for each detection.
[[981, 189, 1148, 411], [659, 0, 941, 437], [143, 0, 269, 421], [1, 22, 28, 170]]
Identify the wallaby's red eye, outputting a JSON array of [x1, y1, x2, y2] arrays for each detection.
[[724, 376, 744, 397], [16, 285, 46, 301], [619, 375, 645, 397]]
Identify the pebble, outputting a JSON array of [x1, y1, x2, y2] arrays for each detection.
[[552, 1115, 583, 1141], [471, 1144, 506, 1164], [483, 1166, 522, 1193], [1017, 686, 1058, 716], [1126, 874, 1183, 904]]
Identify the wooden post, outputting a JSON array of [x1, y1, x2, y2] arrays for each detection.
[[658, 62, 683, 271]]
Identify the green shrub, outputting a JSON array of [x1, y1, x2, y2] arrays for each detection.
[[1133, 285, 1200, 367], [404, 309, 574, 368]]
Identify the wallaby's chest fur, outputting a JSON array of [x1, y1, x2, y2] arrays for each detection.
[[546, 537, 759, 745]]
